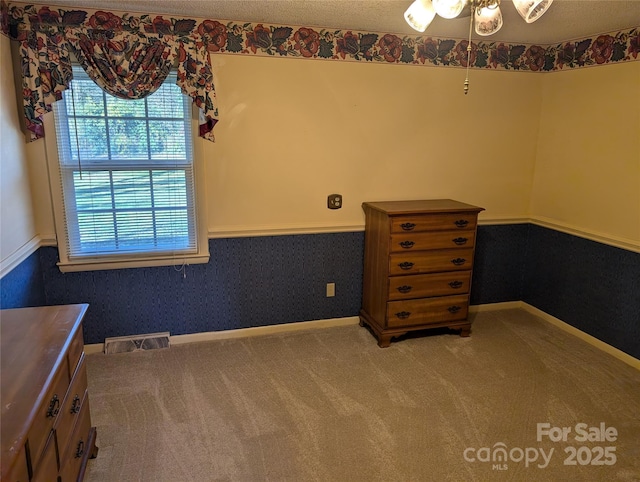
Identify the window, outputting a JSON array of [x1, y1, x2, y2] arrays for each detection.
[[47, 66, 209, 272]]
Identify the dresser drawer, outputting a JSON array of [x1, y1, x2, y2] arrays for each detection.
[[388, 271, 471, 300], [390, 213, 478, 233], [57, 354, 88, 459], [387, 295, 469, 328], [67, 326, 84, 378], [59, 391, 92, 482], [29, 356, 70, 471], [390, 230, 475, 252], [4, 445, 29, 482], [31, 432, 58, 482], [390, 248, 474, 275]]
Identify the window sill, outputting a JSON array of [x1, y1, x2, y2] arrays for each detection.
[[56, 253, 210, 273]]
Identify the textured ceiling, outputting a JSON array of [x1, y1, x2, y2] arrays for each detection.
[[38, 0, 640, 44]]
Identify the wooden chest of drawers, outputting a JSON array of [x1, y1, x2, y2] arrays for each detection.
[[1, 304, 98, 481], [359, 200, 484, 347]]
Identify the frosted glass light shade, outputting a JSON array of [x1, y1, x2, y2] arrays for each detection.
[[432, 0, 466, 19], [404, 0, 437, 32], [512, 0, 554, 23], [475, 5, 503, 36]]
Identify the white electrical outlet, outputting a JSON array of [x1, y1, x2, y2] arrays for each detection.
[[326, 282, 335, 297]]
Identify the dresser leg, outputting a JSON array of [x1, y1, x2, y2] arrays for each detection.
[[377, 335, 393, 348], [88, 427, 99, 458], [459, 325, 472, 337], [77, 427, 99, 482]]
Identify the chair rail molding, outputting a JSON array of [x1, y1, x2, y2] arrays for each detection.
[[0, 235, 41, 278]]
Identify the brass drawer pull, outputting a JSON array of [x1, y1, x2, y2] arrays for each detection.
[[397, 285, 412, 293], [449, 281, 463, 289], [400, 222, 416, 231], [454, 219, 469, 228], [452, 237, 468, 245], [398, 262, 414, 270], [396, 311, 411, 319], [399, 241, 415, 249], [75, 439, 85, 458], [451, 258, 466, 266], [46, 394, 60, 418], [71, 395, 81, 414], [448, 306, 462, 314]]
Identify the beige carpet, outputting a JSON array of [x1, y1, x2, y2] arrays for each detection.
[[83, 309, 640, 481]]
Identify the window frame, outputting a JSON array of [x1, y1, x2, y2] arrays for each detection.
[[44, 71, 209, 273]]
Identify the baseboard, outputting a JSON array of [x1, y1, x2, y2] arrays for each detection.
[[171, 316, 360, 345], [469, 301, 523, 312], [85, 343, 105, 355], [85, 305, 639, 371], [519, 303, 640, 371], [85, 316, 360, 353]]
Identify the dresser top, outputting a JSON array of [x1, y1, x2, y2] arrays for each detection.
[[362, 199, 484, 215], [1, 304, 88, 475]]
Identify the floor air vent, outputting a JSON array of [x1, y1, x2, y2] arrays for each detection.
[[104, 332, 170, 354]]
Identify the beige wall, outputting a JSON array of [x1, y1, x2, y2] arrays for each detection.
[[205, 55, 540, 235], [0, 34, 37, 272], [7, 45, 639, 256], [28, 55, 542, 241], [531, 61, 640, 247]]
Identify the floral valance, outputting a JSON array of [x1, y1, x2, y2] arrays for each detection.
[[1, 2, 218, 141], [1, 1, 639, 142]]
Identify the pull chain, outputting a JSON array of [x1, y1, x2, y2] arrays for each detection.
[[463, 2, 474, 95]]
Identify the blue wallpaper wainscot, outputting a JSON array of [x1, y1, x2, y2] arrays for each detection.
[[0, 250, 46, 309], [524, 224, 640, 360], [471, 224, 530, 305], [1, 225, 638, 360], [40, 233, 365, 344]]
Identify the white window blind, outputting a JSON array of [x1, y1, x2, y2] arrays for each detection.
[[53, 66, 198, 261]]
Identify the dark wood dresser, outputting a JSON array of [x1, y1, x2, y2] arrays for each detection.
[[359, 199, 484, 347], [1, 304, 98, 481]]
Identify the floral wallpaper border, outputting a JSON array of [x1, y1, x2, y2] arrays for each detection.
[[0, 1, 638, 142], [2, 2, 638, 72]]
